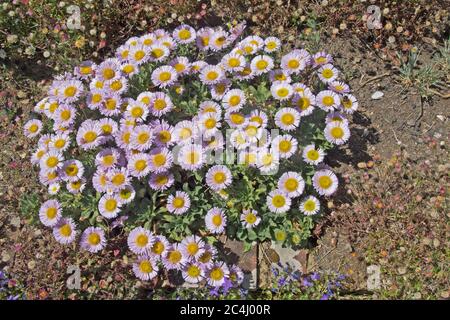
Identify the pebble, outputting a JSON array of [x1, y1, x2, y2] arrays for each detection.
[[1, 251, 11, 262], [17, 90, 27, 99], [357, 162, 367, 169], [412, 292, 422, 299], [422, 238, 432, 246], [10, 216, 21, 228], [27, 260, 36, 270], [371, 91, 384, 100], [433, 239, 440, 248], [436, 115, 445, 121], [397, 266, 407, 275]]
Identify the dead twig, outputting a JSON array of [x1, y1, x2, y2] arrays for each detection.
[[360, 72, 390, 87]]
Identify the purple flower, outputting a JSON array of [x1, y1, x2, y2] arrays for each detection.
[[302, 278, 313, 287], [320, 294, 329, 300], [311, 272, 320, 281]]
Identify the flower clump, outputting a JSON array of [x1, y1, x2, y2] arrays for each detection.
[[24, 22, 357, 287]]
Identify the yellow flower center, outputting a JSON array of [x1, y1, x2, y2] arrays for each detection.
[[64, 86, 76, 97], [49, 102, 59, 113], [307, 149, 319, 160], [65, 164, 78, 176], [178, 29, 191, 40], [262, 154, 273, 166], [281, 113, 294, 125], [135, 159, 147, 171], [330, 127, 344, 139], [111, 173, 125, 186], [250, 116, 263, 125], [158, 130, 171, 143], [122, 64, 135, 74], [134, 50, 145, 61], [159, 71, 172, 82], [315, 56, 327, 64], [88, 233, 101, 245], [101, 124, 112, 135], [136, 234, 148, 247], [173, 197, 185, 209], [46, 156, 58, 168], [120, 188, 132, 200], [275, 230, 286, 241], [179, 127, 192, 139], [204, 118, 216, 129], [137, 132, 149, 144], [187, 243, 199, 255], [199, 252, 212, 263], [174, 63, 185, 73], [275, 73, 286, 81], [54, 139, 66, 149], [304, 199, 316, 211], [212, 214, 222, 226], [214, 171, 226, 184], [277, 88, 289, 98], [323, 96, 334, 107], [139, 260, 153, 273], [279, 140, 292, 152], [272, 195, 286, 208], [80, 66, 92, 75], [103, 68, 115, 80], [229, 95, 241, 107], [168, 250, 182, 264], [152, 241, 165, 255], [185, 151, 199, 165], [103, 155, 115, 166], [153, 99, 167, 110], [152, 154, 166, 167], [228, 58, 240, 68], [105, 198, 117, 211], [288, 59, 299, 69], [322, 69, 334, 79], [245, 125, 258, 137], [284, 178, 298, 192], [29, 124, 39, 133], [245, 213, 257, 224], [92, 94, 102, 104], [59, 224, 72, 237], [296, 97, 310, 110], [266, 41, 277, 50], [230, 112, 244, 124], [61, 109, 71, 121], [210, 267, 224, 281], [187, 265, 200, 277], [110, 80, 123, 91], [215, 36, 225, 46], [318, 176, 332, 189], [105, 98, 117, 110], [152, 48, 164, 58], [155, 175, 168, 185], [206, 71, 218, 81], [46, 207, 57, 219], [256, 60, 268, 70], [83, 131, 97, 143]]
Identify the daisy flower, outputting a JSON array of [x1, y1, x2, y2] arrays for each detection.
[[92, 168, 109, 193], [173, 24, 196, 44], [271, 81, 294, 101], [130, 125, 153, 151], [152, 120, 175, 147], [129, 44, 150, 65], [96, 58, 121, 81], [98, 193, 122, 219], [312, 51, 333, 66], [40, 150, 64, 173], [281, 51, 307, 74], [100, 95, 122, 117], [328, 80, 350, 94], [199, 112, 222, 138], [120, 61, 139, 77], [67, 178, 86, 194], [148, 171, 174, 191], [222, 89, 246, 111], [339, 94, 358, 114], [31, 146, 48, 166], [149, 42, 170, 62], [245, 35, 264, 49], [229, 129, 250, 150], [24, 119, 43, 138], [148, 147, 173, 173], [127, 227, 155, 255], [53, 104, 76, 127], [97, 117, 118, 138], [199, 101, 222, 115], [209, 30, 230, 51], [106, 167, 130, 191], [151, 65, 178, 88], [140, 33, 157, 46], [291, 91, 316, 116], [228, 265, 245, 286], [199, 65, 224, 85], [196, 27, 213, 50], [95, 148, 121, 170], [238, 148, 259, 167], [250, 55, 274, 74], [105, 77, 128, 95], [225, 111, 248, 129], [180, 235, 205, 260], [300, 195, 321, 215], [170, 56, 191, 75], [264, 36, 281, 53], [53, 218, 77, 244], [312, 169, 339, 196], [267, 189, 291, 213], [191, 60, 208, 73], [277, 172, 305, 198], [178, 144, 205, 171], [317, 90, 340, 111], [116, 184, 136, 204], [326, 111, 348, 125], [74, 60, 95, 79], [274, 108, 300, 131], [150, 235, 170, 258], [318, 63, 339, 83], [221, 52, 246, 72], [235, 63, 255, 81], [205, 207, 227, 234], [257, 148, 280, 174], [173, 120, 198, 145], [57, 80, 83, 103], [272, 134, 298, 159], [76, 120, 103, 150], [39, 199, 62, 227], [136, 91, 153, 106], [162, 244, 186, 270], [248, 110, 268, 128], [80, 227, 106, 253], [269, 69, 291, 83], [302, 144, 326, 165], [150, 92, 173, 117], [210, 80, 231, 100], [324, 121, 351, 145], [133, 255, 159, 281], [239, 41, 258, 55], [182, 261, 205, 284], [167, 191, 191, 215], [60, 159, 84, 182], [206, 262, 230, 287], [240, 209, 261, 229], [243, 122, 263, 143], [48, 182, 61, 195], [127, 152, 151, 178]]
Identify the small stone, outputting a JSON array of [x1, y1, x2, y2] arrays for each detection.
[[357, 162, 367, 169], [1, 251, 11, 262], [27, 260, 36, 270], [433, 239, 440, 248], [412, 292, 422, 299], [371, 91, 384, 100], [10, 216, 21, 228], [440, 291, 449, 299], [422, 238, 432, 246], [430, 210, 439, 219], [436, 115, 445, 121], [17, 90, 27, 99], [433, 132, 442, 139], [397, 266, 407, 275]]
